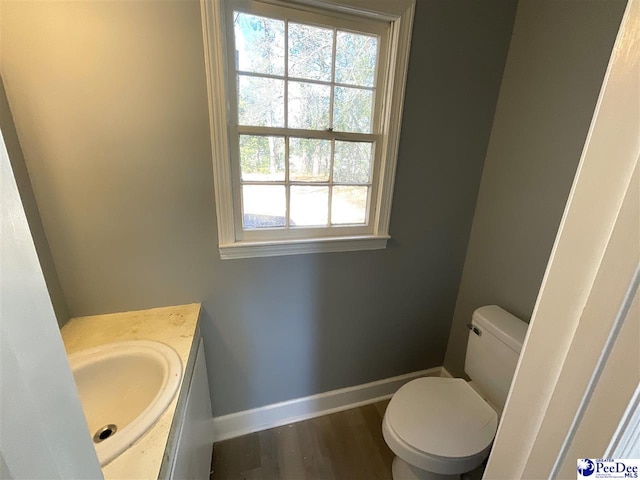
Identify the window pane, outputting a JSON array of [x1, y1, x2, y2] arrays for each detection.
[[331, 186, 368, 225], [238, 75, 284, 127], [242, 185, 286, 229], [290, 186, 329, 227], [333, 86, 373, 133], [288, 23, 333, 82], [335, 31, 377, 87], [240, 135, 285, 181], [288, 81, 331, 130], [333, 141, 372, 184], [289, 138, 330, 182], [233, 13, 285, 76]]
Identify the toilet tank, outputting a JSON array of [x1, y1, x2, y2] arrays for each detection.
[[464, 305, 528, 410]]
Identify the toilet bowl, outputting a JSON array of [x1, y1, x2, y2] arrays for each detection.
[[383, 377, 497, 479], [382, 305, 528, 480]]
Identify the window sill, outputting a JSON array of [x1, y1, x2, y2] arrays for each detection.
[[219, 234, 390, 259]]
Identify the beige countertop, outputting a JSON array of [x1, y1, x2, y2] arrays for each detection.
[[61, 303, 201, 480]]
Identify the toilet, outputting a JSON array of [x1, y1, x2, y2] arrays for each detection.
[[382, 305, 528, 480]]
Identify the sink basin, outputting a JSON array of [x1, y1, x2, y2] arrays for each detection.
[[68, 340, 182, 466]]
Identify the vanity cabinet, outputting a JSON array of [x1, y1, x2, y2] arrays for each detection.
[[62, 304, 210, 479], [164, 339, 213, 480]]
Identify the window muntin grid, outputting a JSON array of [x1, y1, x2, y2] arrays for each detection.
[[226, 2, 388, 241]]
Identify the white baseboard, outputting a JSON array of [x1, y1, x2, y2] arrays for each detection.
[[213, 366, 444, 442]]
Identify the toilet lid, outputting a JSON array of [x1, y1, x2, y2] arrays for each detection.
[[386, 377, 498, 459]]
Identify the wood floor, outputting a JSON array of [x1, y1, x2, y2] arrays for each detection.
[[210, 400, 395, 480], [210, 399, 487, 480]]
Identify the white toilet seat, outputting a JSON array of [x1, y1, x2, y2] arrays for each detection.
[[382, 377, 498, 476]]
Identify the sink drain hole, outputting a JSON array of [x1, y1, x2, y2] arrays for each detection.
[[93, 424, 118, 443]]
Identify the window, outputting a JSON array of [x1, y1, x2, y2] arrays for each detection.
[[201, 0, 415, 259]]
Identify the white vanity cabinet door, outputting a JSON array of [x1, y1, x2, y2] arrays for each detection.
[[169, 339, 213, 480]]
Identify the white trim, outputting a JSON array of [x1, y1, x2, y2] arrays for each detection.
[[606, 382, 640, 458], [272, 0, 414, 21], [200, 0, 236, 246], [212, 366, 441, 441], [200, 0, 415, 259], [372, 3, 414, 235], [220, 233, 388, 258], [550, 263, 640, 477]]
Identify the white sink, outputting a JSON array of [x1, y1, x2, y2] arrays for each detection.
[[68, 340, 182, 466]]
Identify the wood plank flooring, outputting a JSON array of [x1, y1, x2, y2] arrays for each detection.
[[210, 399, 487, 480], [210, 400, 395, 480]]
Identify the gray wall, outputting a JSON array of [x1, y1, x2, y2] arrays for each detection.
[[1, 118, 102, 479], [0, 81, 70, 327], [443, 0, 628, 377], [0, 0, 516, 415]]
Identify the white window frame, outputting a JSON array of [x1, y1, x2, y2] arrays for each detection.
[[201, 0, 415, 259]]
